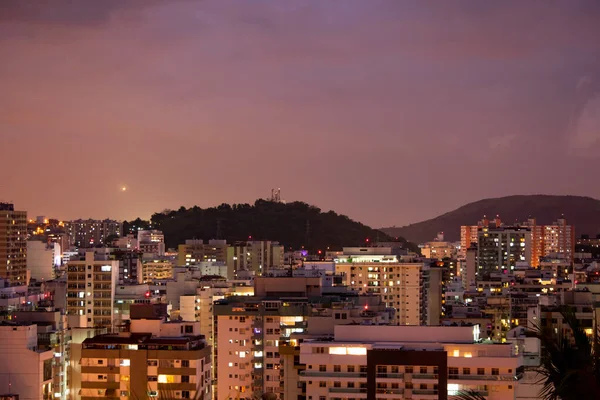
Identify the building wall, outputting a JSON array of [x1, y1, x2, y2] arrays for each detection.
[[0, 324, 54, 400], [66, 252, 118, 330], [27, 241, 55, 281], [0, 205, 28, 284], [336, 262, 424, 325]]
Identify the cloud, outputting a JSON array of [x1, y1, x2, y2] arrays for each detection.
[[569, 94, 600, 153], [489, 134, 517, 150]]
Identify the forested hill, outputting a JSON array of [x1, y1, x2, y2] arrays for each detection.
[[124, 199, 417, 252]]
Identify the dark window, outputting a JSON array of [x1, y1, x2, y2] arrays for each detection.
[[181, 376, 190, 383], [492, 368, 499, 375], [477, 368, 485, 375], [182, 360, 190, 368]]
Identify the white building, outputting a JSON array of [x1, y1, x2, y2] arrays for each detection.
[[0, 322, 55, 400], [298, 324, 523, 400], [27, 241, 57, 281]]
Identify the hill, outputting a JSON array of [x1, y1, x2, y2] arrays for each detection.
[[381, 195, 600, 243], [124, 199, 418, 252]]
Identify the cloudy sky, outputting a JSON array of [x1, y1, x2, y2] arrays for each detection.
[[1, 0, 599, 227]]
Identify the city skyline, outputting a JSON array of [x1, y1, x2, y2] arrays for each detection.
[[2, 1, 600, 227]]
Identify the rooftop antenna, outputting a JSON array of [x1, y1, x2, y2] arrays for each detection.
[[270, 188, 281, 202]]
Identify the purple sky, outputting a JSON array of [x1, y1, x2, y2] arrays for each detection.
[[1, 1, 600, 227]]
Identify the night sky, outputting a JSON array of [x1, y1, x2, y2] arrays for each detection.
[[1, 1, 600, 227]]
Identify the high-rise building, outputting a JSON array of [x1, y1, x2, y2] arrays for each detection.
[[0, 202, 28, 285], [227, 241, 284, 277], [461, 216, 574, 267], [527, 217, 575, 267], [64, 219, 122, 248], [178, 239, 228, 266], [460, 216, 497, 259], [334, 248, 441, 326], [477, 225, 531, 278], [65, 252, 118, 330]]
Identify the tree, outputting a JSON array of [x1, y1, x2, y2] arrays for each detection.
[[454, 390, 487, 400], [528, 306, 600, 399]]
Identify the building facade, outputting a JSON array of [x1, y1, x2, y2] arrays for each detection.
[[298, 325, 523, 400], [66, 252, 118, 330], [65, 219, 122, 248], [0, 203, 28, 284], [78, 320, 211, 400]]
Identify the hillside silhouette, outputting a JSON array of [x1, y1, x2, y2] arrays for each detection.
[[125, 199, 416, 252], [381, 195, 600, 243]]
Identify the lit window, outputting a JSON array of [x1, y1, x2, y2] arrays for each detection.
[[120, 359, 130, 367]]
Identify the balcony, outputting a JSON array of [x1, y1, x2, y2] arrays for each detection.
[[449, 374, 521, 382], [329, 388, 367, 394], [412, 389, 438, 395], [300, 371, 366, 378], [412, 374, 438, 380], [376, 373, 404, 379], [375, 389, 404, 395]]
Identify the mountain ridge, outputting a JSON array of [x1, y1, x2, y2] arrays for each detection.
[[123, 199, 419, 252], [381, 195, 600, 243]]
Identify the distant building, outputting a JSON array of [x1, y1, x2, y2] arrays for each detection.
[[64, 219, 122, 248], [137, 229, 165, 256], [178, 239, 228, 266], [334, 248, 442, 326], [420, 232, 457, 260], [477, 225, 531, 278], [461, 216, 574, 267], [227, 240, 284, 277], [0, 203, 28, 285]]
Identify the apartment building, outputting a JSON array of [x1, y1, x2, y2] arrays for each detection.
[[140, 259, 174, 283], [214, 298, 310, 400], [334, 249, 441, 326], [178, 239, 228, 266], [298, 325, 523, 400], [419, 233, 457, 260], [461, 217, 574, 268], [477, 226, 531, 279], [180, 285, 228, 347], [0, 321, 55, 400], [27, 240, 57, 281], [137, 230, 165, 256], [78, 318, 211, 400], [8, 310, 71, 400], [227, 241, 284, 277], [0, 202, 28, 284], [65, 219, 122, 248], [66, 252, 118, 330], [527, 218, 575, 266]]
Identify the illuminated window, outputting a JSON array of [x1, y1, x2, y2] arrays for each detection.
[[158, 375, 176, 383], [120, 359, 130, 367]]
